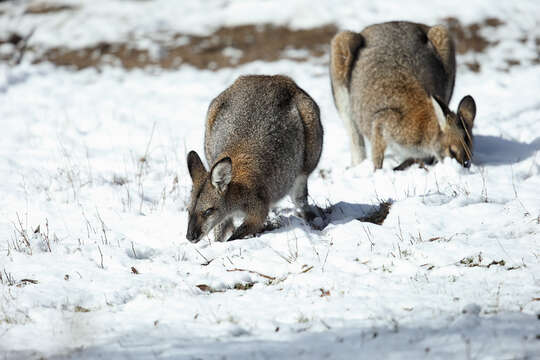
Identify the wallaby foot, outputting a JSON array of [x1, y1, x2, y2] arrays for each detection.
[[214, 218, 235, 242], [289, 174, 325, 228], [303, 205, 326, 230], [394, 157, 435, 171], [290, 174, 313, 218]]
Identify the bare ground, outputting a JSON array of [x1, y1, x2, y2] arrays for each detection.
[[0, 12, 537, 71]]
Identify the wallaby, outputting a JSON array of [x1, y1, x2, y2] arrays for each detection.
[[186, 75, 323, 243], [330, 21, 476, 169]]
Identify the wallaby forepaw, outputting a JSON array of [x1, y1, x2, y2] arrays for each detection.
[[298, 205, 326, 230]]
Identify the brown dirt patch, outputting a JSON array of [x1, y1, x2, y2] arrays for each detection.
[[465, 61, 481, 73], [442, 17, 503, 55], [34, 24, 337, 70], [2, 16, 531, 72], [32, 18, 503, 71], [24, 2, 77, 15]]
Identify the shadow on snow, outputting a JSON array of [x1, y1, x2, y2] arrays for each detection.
[[474, 135, 540, 165]]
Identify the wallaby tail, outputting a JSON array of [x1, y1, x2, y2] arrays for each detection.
[[330, 31, 364, 96], [294, 90, 323, 175], [426, 25, 456, 103]]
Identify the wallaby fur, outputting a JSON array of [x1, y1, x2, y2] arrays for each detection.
[[330, 21, 476, 169], [186, 75, 323, 243]]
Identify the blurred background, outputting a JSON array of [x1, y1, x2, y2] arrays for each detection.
[[1, 0, 538, 73]]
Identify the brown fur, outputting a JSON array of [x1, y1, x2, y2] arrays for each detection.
[[330, 21, 476, 169], [330, 31, 364, 89]]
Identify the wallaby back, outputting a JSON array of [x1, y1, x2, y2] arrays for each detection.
[[205, 75, 322, 199], [354, 22, 455, 105]]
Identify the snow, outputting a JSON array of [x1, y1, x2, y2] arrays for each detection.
[[1, 1, 539, 359]]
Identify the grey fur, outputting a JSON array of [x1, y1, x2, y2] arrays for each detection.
[[186, 75, 323, 243]]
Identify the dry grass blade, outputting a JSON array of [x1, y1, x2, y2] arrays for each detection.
[[19, 279, 38, 284], [196, 284, 223, 293], [458, 133, 473, 162], [74, 305, 90, 313], [226, 268, 276, 281]]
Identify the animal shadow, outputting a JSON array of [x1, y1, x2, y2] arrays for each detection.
[[474, 135, 540, 165], [260, 200, 392, 236]]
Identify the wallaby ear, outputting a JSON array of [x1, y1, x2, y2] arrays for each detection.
[[210, 157, 232, 193], [431, 96, 449, 131], [458, 95, 476, 130], [187, 151, 206, 183]]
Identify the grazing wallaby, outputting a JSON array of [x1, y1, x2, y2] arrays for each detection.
[[330, 21, 476, 169], [186, 75, 323, 243]]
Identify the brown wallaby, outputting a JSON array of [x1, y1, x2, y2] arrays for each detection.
[[330, 21, 476, 170], [186, 75, 323, 243]]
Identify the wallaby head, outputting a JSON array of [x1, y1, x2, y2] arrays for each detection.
[[186, 150, 232, 243], [432, 95, 476, 167]]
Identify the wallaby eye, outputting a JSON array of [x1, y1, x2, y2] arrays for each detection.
[[202, 208, 215, 217], [449, 147, 458, 160]]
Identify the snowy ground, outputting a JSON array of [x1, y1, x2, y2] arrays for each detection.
[[1, 1, 539, 359]]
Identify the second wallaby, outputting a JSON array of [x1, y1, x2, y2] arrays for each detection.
[[186, 75, 323, 243], [330, 21, 476, 169]]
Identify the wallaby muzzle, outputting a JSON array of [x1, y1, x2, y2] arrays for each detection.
[[186, 216, 202, 243]]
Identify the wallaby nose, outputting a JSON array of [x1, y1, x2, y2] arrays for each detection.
[[186, 230, 200, 242], [186, 226, 201, 243], [464, 159, 471, 168]]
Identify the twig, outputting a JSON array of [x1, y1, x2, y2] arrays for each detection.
[[137, 122, 157, 214], [97, 245, 104, 269], [226, 268, 276, 281], [12, 28, 35, 66], [322, 239, 332, 272], [95, 209, 108, 245], [19, 279, 38, 284], [194, 247, 213, 266]]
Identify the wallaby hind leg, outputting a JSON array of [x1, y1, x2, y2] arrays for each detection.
[[370, 109, 402, 170], [349, 122, 366, 166], [214, 218, 234, 242], [371, 131, 386, 170], [290, 174, 323, 223]]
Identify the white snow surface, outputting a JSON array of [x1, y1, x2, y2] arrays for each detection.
[[1, 1, 540, 359]]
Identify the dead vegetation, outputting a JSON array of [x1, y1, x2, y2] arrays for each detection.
[[33, 24, 337, 70], [357, 201, 392, 225], [24, 2, 77, 15], [196, 281, 256, 293], [0, 269, 38, 287], [1, 15, 523, 72], [458, 253, 522, 270], [442, 17, 504, 73], [443, 17, 503, 55]]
